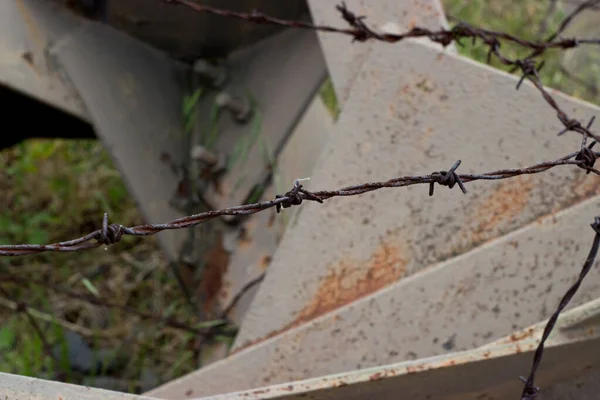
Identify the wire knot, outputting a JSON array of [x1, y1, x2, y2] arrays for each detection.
[[450, 24, 477, 48], [336, 2, 381, 42], [429, 160, 467, 196], [275, 179, 323, 213], [515, 59, 544, 90], [97, 213, 124, 245], [519, 376, 539, 399], [576, 140, 597, 174]]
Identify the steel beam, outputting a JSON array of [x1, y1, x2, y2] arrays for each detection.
[[0, 0, 90, 121], [233, 37, 600, 350], [193, 307, 600, 400]]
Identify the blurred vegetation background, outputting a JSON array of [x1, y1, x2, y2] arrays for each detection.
[[0, 0, 598, 394]]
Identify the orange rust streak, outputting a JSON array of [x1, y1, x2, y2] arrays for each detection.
[[199, 234, 230, 314], [510, 327, 535, 342], [465, 176, 533, 243], [564, 172, 600, 210], [291, 240, 407, 328], [260, 255, 272, 271], [233, 238, 409, 353]]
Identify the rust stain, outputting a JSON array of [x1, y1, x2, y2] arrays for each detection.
[[16, 0, 44, 49], [260, 255, 272, 271], [21, 52, 34, 67], [408, 17, 417, 29], [465, 176, 533, 243], [291, 239, 408, 330], [510, 327, 535, 342], [515, 344, 523, 353], [232, 237, 409, 354], [369, 372, 384, 381], [563, 172, 600, 210], [198, 234, 230, 314], [417, 127, 434, 152]]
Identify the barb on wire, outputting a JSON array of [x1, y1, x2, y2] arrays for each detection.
[[520, 216, 600, 399], [0, 148, 598, 257], [429, 160, 467, 196]]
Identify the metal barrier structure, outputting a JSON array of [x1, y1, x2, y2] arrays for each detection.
[[1, 0, 600, 399]]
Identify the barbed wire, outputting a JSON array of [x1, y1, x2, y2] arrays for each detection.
[[0, 146, 597, 257], [2, 1, 600, 398]]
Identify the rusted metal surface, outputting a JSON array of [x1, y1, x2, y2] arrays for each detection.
[[0, 0, 89, 121], [197, 28, 327, 212], [146, 295, 600, 399], [233, 38, 600, 349], [144, 195, 600, 399], [307, 0, 454, 109], [195, 342, 600, 399]]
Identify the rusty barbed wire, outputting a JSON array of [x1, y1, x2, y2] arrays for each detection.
[[520, 216, 600, 399], [0, 147, 597, 257]]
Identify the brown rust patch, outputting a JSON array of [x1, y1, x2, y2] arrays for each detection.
[[463, 176, 533, 244], [232, 237, 409, 354], [260, 255, 272, 271], [563, 172, 600, 210], [21, 52, 34, 67], [291, 239, 408, 329], [408, 17, 417, 29], [198, 234, 230, 314], [510, 327, 535, 342]]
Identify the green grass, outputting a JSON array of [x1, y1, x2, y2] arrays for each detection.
[[0, 140, 201, 392], [442, 0, 599, 105], [319, 78, 341, 120]]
